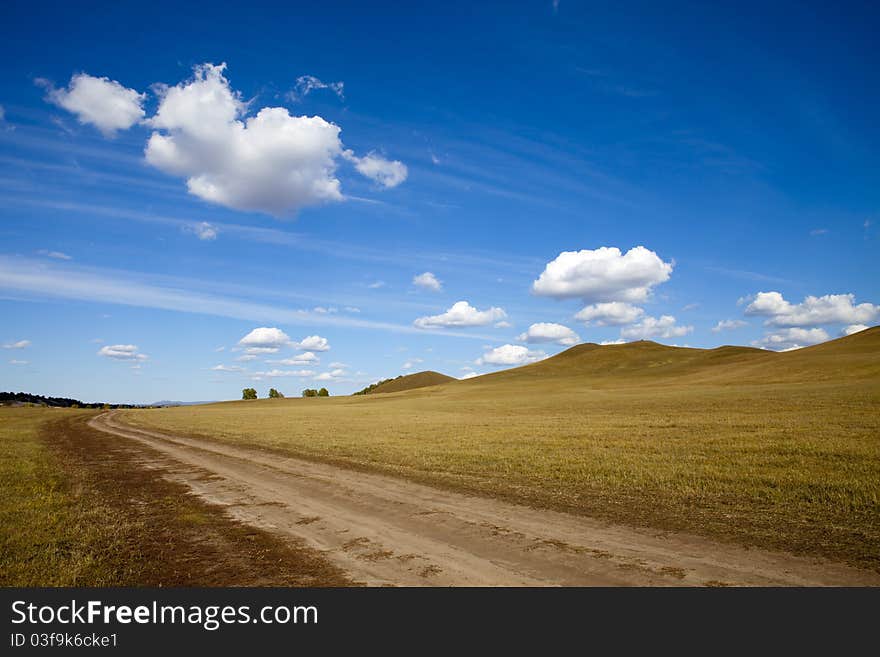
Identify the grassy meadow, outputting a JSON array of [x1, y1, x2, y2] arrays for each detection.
[[122, 329, 880, 570]]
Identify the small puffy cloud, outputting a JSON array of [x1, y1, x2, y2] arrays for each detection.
[[460, 371, 480, 379], [755, 327, 830, 351], [2, 340, 30, 349], [273, 352, 319, 365], [477, 344, 546, 366], [744, 292, 879, 327], [574, 302, 644, 326], [620, 315, 692, 340], [532, 246, 673, 303], [288, 75, 344, 101], [37, 249, 72, 260], [842, 324, 869, 336], [343, 150, 408, 188], [315, 368, 346, 381], [98, 344, 147, 361], [238, 328, 289, 347], [414, 301, 507, 329], [412, 272, 442, 291], [494, 320, 512, 328], [211, 364, 244, 372], [254, 369, 315, 378], [712, 319, 748, 333], [402, 358, 423, 370], [368, 281, 386, 289], [294, 335, 330, 351], [38, 73, 146, 137], [187, 222, 218, 240], [517, 322, 580, 346], [238, 327, 291, 353]]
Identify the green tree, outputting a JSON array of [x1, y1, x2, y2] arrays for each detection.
[[302, 388, 318, 397], [268, 388, 284, 399], [242, 387, 257, 400], [317, 387, 329, 397]]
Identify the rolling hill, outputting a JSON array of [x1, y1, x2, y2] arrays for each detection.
[[368, 370, 456, 394], [460, 325, 880, 387]]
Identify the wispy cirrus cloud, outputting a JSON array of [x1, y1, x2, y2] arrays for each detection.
[[0, 256, 498, 341]]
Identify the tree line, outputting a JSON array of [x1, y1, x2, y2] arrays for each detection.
[[242, 387, 329, 399], [0, 391, 139, 409]]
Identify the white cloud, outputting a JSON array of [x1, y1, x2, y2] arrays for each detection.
[[98, 344, 147, 361], [37, 249, 72, 260], [235, 354, 257, 362], [402, 358, 423, 370], [620, 315, 693, 340], [344, 306, 361, 313], [211, 364, 244, 372], [145, 63, 344, 215], [188, 222, 218, 240], [38, 73, 146, 137], [288, 75, 344, 101], [574, 302, 644, 326], [312, 306, 338, 314], [744, 292, 879, 327], [517, 322, 580, 346], [460, 371, 480, 379], [343, 150, 408, 188], [755, 327, 830, 351], [494, 320, 512, 328], [238, 327, 291, 352], [414, 301, 507, 329], [294, 335, 330, 351], [2, 340, 30, 349], [272, 352, 320, 365], [328, 361, 347, 368], [9, 359, 28, 365], [532, 246, 673, 302], [477, 344, 546, 366], [842, 324, 869, 336], [253, 369, 315, 378], [314, 368, 346, 381], [599, 339, 626, 345], [712, 319, 748, 333], [367, 281, 386, 289], [413, 272, 442, 291]]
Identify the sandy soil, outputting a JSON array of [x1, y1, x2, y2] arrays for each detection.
[[89, 412, 880, 587]]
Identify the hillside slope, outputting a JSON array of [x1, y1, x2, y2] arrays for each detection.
[[462, 326, 880, 388], [369, 371, 456, 394]]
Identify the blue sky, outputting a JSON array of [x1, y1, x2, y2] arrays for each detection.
[[1, 0, 878, 403]]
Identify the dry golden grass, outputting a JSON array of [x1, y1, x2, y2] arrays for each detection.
[[0, 407, 353, 586], [122, 328, 880, 569]]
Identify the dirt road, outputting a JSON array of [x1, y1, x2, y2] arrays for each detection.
[[90, 412, 879, 586]]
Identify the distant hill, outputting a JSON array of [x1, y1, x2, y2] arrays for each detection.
[[460, 325, 880, 388], [359, 371, 456, 395]]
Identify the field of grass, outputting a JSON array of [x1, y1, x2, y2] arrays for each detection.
[[0, 407, 352, 586], [122, 329, 880, 570]]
